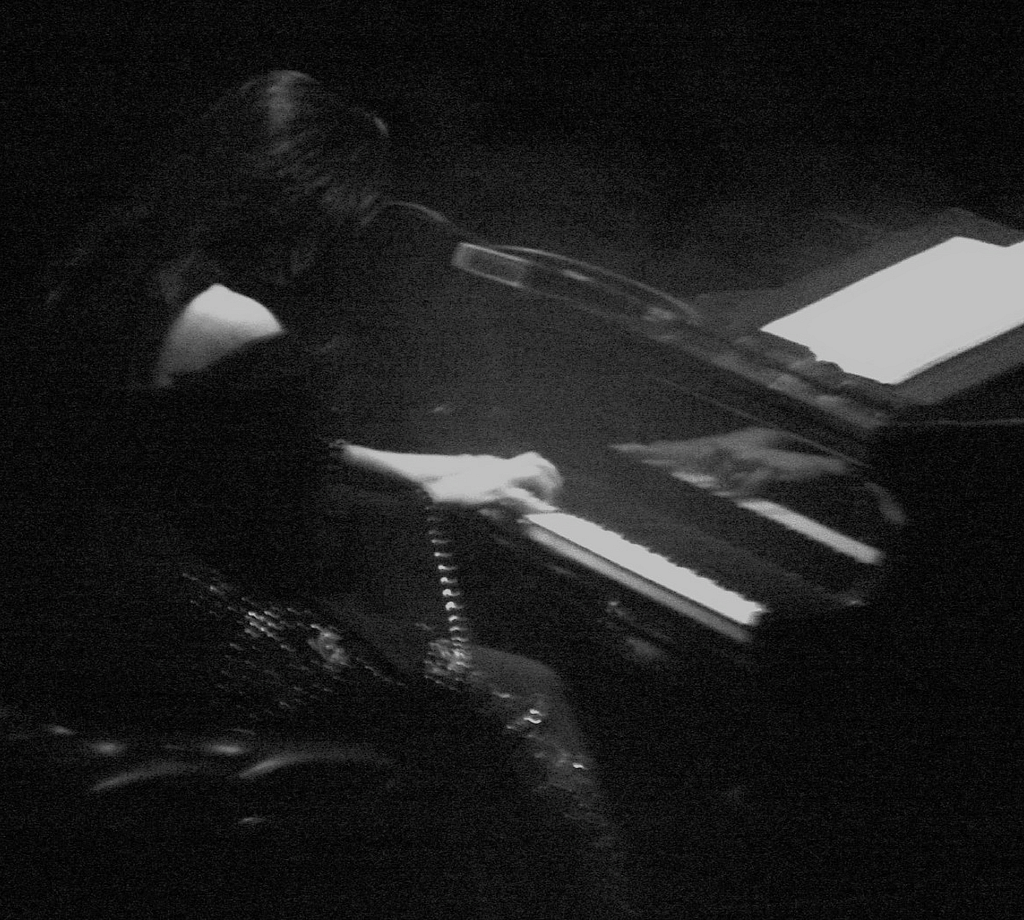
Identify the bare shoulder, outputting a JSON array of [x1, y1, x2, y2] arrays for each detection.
[[154, 285, 284, 386]]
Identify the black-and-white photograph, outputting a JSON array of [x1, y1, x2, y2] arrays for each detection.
[[3, 5, 1021, 917]]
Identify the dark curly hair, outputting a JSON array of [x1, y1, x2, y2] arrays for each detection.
[[40, 71, 389, 389]]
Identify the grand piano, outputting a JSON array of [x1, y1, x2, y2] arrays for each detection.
[[340, 203, 1024, 672]]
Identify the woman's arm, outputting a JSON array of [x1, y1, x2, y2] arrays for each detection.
[[333, 442, 562, 513], [336, 443, 501, 484]]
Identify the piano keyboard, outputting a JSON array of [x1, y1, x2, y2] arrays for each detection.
[[519, 510, 766, 643], [670, 472, 883, 566]]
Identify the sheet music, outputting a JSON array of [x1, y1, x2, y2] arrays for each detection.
[[762, 237, 1024, 384]]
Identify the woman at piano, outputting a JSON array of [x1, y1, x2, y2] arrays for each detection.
[[8, 70, 634, 918]]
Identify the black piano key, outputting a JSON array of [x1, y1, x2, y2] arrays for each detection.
[[547, 462, 858, 619], [547, 445, 878, 596]]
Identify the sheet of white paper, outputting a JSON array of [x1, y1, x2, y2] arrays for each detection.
[[762, 237, 1024, 384]]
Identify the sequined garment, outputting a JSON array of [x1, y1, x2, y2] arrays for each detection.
[[202, 500, 641, 918], [2, 503, 639, 917], [425, 510, 641, 919]]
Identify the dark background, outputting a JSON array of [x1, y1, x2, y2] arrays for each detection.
[[7, 3, 1024, 283], [7, 8, 1024, 912]]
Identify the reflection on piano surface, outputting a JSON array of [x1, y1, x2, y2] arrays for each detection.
[[348, 203, 1023, 663], [610, 428, 883, 565]]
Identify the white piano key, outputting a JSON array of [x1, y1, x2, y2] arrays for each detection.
[[521, 511, 765, 639]]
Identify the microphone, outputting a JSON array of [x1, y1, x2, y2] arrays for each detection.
[[364, 201, 699, 324], [451, 241, 700, 325], [452, 242, 612, 301]]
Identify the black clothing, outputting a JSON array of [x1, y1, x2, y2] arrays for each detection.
[[4, 330, 636, 918]]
